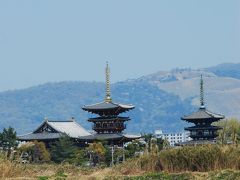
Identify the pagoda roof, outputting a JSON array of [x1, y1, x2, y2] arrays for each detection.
[[181, 107, 224, 122], [17, 132, 62, 141], [18, 119, 91, 141], [82, 101, 134, 116], [78, 133, 141, 142]]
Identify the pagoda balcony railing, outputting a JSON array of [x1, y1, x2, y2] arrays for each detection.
[[92, 124, 126, 130], [190, 131, 218, 136], [190, 134, 217, 139]]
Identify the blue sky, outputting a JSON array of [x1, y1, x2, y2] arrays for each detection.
[[0, 0, 239, 91]]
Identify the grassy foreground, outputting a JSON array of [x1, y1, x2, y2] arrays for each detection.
[[2, 145, 240, 179], [1, 162, 240, 180]]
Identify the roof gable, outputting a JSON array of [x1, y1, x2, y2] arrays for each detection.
[[32, 119, 91, 138], [34, 121, 59, 133]]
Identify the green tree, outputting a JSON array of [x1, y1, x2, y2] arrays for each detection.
[[0, 127, 18, 158], [141, 134, 166, 154], [72, 149, 88, 166], [87, 142, 106, 166], [216, 118, 240, 145], [229, 119, 240, 145], [125, 140, 145, 158], [19, 141, 50, 163], [217, 119, 228, 145], [104, 145, 112, 166], [142, 133, 154, 153], [50, 134, 77, 163]]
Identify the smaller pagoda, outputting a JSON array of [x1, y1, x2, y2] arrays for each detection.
[[181, 75, 224, 144], [81, 62, 140, 145]]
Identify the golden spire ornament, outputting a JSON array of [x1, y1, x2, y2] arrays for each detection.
[[105, 61, 112, 103]]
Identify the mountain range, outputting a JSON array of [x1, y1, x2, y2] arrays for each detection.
[[0, 63, 240, 135]]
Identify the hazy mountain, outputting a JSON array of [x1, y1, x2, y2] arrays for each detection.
[[136, 68, 216, 83], [157, 77, 240, 118], [0, 63, 240, 135], [0, 81, 193, 134], [206, 63, 240, 79], [137, 63, 240, 120]]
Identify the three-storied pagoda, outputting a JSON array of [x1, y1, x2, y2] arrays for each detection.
[[81, 62, 140, 145], [181, 75, 224, 144]]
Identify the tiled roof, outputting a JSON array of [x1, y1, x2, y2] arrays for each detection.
[[18, 132, 62, 141], [82, 101, 134, 115], [83, 101, 134, 110], [181, 107, 224, 121], [78, 133, 141, 141], [47, 120, 90, 138], [18, 119, 90, 141]]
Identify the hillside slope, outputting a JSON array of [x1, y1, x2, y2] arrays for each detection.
[[1, 63, 240, 135], [206, 63, 240, 79], [138, 65, 240, 119], [0, 81, 192, 134]]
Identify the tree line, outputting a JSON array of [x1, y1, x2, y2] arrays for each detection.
[[0, 118, 240, 167]]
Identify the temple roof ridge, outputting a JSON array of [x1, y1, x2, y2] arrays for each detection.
[[82, 100, 134, 107], [82, 101, 134, 116], [18, 118, 91, 141], [181, 107, 224, 121]]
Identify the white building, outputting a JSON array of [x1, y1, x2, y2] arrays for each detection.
[[154, 129, 192, 146]]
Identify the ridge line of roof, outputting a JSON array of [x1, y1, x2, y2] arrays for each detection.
[[205, 109, 225, 117], [47, 120, 74, 122], [182, 107, 224, 120], [82, 101, 134, 108]]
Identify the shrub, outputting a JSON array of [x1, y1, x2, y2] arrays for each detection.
[[87, 142, 106, 166], [115, 145, 240, 173], [19, 141, 50, 163], [159, 145, 240, 172]]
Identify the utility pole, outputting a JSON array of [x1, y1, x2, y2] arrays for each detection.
[[111, 144, 114, 166], [122, 142, 125, 162]]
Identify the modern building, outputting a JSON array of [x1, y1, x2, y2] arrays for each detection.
[[180, 75, 224, 145], [80, 62, 140, 145], [154, 129, 191, 146]]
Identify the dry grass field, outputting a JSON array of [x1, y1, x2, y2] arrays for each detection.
[[2, 145, 240, 179], [1, 162, 240, 180]]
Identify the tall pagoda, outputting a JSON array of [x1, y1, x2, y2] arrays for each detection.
[[81, 62, 140, 144], [181, 75, 224, 144]]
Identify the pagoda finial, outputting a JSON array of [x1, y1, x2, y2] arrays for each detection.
[[105, 61, 112, 103], [200, 74, 205, 108]]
